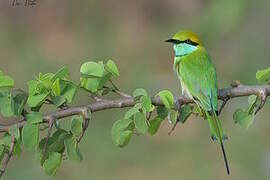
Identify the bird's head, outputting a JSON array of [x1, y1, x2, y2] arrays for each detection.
[[166, 31, 202, 57]]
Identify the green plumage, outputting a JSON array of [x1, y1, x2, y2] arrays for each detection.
[[167, 30, 230, 174], [174, 47, 225, 140]]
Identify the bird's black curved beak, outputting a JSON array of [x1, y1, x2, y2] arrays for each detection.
[[165, 39, 180, 44]]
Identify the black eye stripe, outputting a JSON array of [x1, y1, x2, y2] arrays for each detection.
[[165, 38, 199, 46], [181, 39, 199, 46]]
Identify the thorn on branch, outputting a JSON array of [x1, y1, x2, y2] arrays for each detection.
[[255, 91, 267, 115], [0, 136, 15, 178]]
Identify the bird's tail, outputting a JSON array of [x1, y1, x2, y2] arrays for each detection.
[[206, 111, 230, 175]]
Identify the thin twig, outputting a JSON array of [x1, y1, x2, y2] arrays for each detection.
[[218, 97, 230, 115], [168, 100, 182, 136], [255, 91, 267, 115], [0, 136, 15, 178], [42, 118, 54, 155], [168, 122, 178, 136], [109, 80, 119, 91], [103, 85, 132, 98], [111, 89, 132, 98], [77, 108, 91, 143]]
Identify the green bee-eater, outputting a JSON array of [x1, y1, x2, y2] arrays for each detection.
[[166, 31, 230, 174]]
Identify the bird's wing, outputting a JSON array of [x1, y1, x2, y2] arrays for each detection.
[[178, 47, 218, 112]]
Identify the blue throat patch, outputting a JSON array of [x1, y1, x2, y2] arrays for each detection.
[[173, 43, 197, 57]]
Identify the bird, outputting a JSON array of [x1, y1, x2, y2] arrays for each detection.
[[165, 30, 230, 174]]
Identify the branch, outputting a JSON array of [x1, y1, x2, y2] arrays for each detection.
[[0, 85, 269, 133], [0, 136, 15, 178]]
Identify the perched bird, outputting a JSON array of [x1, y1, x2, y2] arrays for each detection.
[[166, 31, 230, 174]]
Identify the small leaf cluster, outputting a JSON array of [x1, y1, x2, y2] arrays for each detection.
[[233, 95, 258, 129], [111, 89, 193, 147], [112, 88, 154, 147], [0, 60, 119, 176], [233, 67, 270, 129], [80, 60, 120, 95]]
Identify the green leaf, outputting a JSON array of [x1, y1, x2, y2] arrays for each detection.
[[105, 60, 120, 76], [39, 129, 69, 165], [133, 88, 147, 99], [39, 73, 54, 89], [51, 66, 69, 82], [51, 79, 62, 96], [26, 112, 43, 124], [13, 139, 22, 156], [0, 91, 14, 117], [80, 61, 105, 77], [48, 129, 69, 153], [233, 109, 254, 129], [27, 92, 49, 107], [52, 96, 66, 107], [0, 75, 14, 87], [0, 133, 12, 147], [64, 136, 83, 162], [71, 116, 83, 137], [80, 77, 100, 93], [51, 80, 78, 106], [157, 90, 174, 109], [0, 145, 6, 163], [148, 117, 163, 135], [134, 112, 148, 134], [168, 110, 178, 125], [97, 71, 112, 89], [9, 124, 20, 140], [13, 91, 28, 116], [180, 105, 193, 123], [157, 106, 168, 119], [111, 118, 134, 147], [27, 80, 50, 107], [247, 95, 258, 114], [117, 130, 133, 147], [22, 123, 39, 150], [124, 103, 142, 119], [141, 96, 154, 112], [256, 67, 270, 82], [0, 133, 21, 156], [43, 152, 62, 176], [248, 95, 257, 105], [60, 81, 78, 103]]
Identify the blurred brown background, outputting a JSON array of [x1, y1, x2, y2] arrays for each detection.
[[1, 0, 270, 179]]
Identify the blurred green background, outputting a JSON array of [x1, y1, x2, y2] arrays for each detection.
[[1, 0, 270, 179]]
